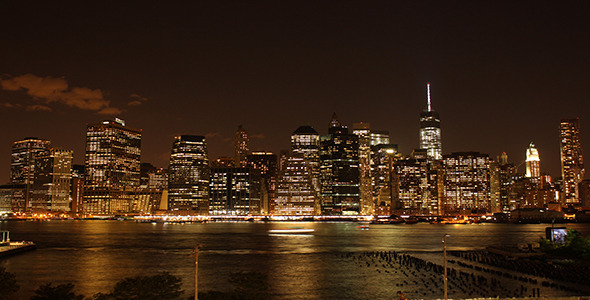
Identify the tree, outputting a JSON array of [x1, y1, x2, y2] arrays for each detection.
[[0, 266, 19, 299], [228, 271, 268, 300], [96, 272, 183, 300], [30, 282, 84, 300]]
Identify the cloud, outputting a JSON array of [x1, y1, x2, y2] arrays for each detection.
[[205, 132, 221, 139], [26, 104, 52, 112], [128, 100, 143, 106], [128, 93, 148, 106], [250, 133, 266, 139], [97, 107, 123, 115], [0, 74, 122, 114], [0, 102, 16, 108]]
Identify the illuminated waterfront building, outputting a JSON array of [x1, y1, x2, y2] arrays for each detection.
[[442, 152, 491, 214], [526, 143, 541, 179], [10, 137, 51, 212], [275, 155, 315, 215], [320, 113, 360, 215], [371, 144, 398, 215], [370, 130, 390, 146], [353, 122, 374, 215], [83, 119, 141, 215], [490, 152, 516, 212], [394, 149, 439, 215], [209, 167, 261, 215], [31, 148, 73, 212], [245, 152, 277, 214], [71, 165, 84, 214], [211, 157, 236, 168], [560, 118, 585, 203], [148, 168, 168, 189], [235, 125, 250, 167], [291, 125, 320, 213], [580, 179, 590, 208], [168, 135, 209, 215], [419, 83, 442, 160]]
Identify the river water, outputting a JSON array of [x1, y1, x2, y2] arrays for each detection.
[[2, 220, 590, 299]]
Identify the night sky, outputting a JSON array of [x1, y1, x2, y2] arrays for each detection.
[[1, 1, 589, 184]]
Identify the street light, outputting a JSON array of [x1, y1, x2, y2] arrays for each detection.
[[442, 234, 450, 300]]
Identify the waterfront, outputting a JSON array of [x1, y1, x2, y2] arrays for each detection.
[[2, 221, 590, 299]]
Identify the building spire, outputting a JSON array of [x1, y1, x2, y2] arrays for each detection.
[[329, 112, 341, 128], [427, 82, 432, 112]]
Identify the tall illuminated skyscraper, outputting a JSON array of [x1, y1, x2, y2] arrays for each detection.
[[442, 152, 491, 214], [10, 137, 51, 212], [560, 118, 585, 203], [31, 148, 73, 212], [84, 119, 141, 215], [168, 135, 210, 215], [419, 83, 442, 160], [275, 155, 315, 215], [525, 142, 541, 179], [353, 122, 374, 215], [245, 152, 277, 214], [291, 125, 320, 213], [235, 125, 250, 167], [320, 113, 360, 215]]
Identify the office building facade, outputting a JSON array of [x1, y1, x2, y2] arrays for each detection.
[[84, 119, 142, 215], [560, 118, 585, 203], [168, 135, 209, 215]]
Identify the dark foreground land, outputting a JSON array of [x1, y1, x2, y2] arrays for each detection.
[[341, 250, 590, 299]]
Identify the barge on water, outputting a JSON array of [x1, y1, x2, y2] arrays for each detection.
[[0, 231, 36, 258]]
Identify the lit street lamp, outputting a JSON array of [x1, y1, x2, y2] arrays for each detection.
[[442, 234, 450, 300]]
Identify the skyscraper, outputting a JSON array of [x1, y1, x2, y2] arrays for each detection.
[[31, 148, 73, 212], [442, 152, 491, 214], [10, 137, 51, 212], [560, 118, 585, 203], [490, 152, 516, 212], [275, 155, 315, 215], [209, 167, 261, 215], [291, 125, 321, 213], [394, 150, 439, 215], [84, 119, 141, 215], [168, 135, 210, 215], [245, 152, 278, 214], [419, 83, 442, 160], [525, 142, 541, 179], [371, 144, 398, 215], [353, 122, 374, 215], [235, 125, 250, 167], [320, 113, 360, 215]]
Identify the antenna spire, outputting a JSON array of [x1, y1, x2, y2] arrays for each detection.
[[427, 82, 432, 112]]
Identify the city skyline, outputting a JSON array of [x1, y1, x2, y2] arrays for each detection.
[[1, 1, 589, 184]]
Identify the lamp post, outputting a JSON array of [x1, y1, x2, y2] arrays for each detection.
[[443, 234, 450, 300]]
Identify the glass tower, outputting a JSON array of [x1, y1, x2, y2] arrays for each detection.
[[320, 113, 360, 215], [560, 118, 585, 203], [84, 119, 141, 215], [168, 135, 210, 215], [419, 83, 442, 160]]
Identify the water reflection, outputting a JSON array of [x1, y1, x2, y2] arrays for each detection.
[[3, 221, 590, 299]]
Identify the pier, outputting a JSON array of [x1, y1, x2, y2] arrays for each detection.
[[0, 231, 36, 258]]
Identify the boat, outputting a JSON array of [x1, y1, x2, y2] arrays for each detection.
[[268, 228, 315, 234]]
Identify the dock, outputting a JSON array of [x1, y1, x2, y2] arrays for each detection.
[[0, 230, 36, 258]]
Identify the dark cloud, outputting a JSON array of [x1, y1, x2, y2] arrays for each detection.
[[204, 132, 221, 139], [0, 74, 122, 114], [26, 104, 52, 112], [250, 133, 266, 139], [128, 93, 148, 106]]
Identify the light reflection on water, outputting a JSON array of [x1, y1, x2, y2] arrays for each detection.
[[2, 221, 590, 299]]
